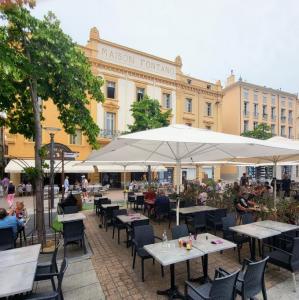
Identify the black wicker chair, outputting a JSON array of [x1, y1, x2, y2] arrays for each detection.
[[134, 195, 145, 211], [235, 257, 268, 300], [26, 258, 68, 300], [186, 211, 207, 234], [172, 224, 191, 280], [222, 214, 251, 263], [264, 237, 299, 292], [62, 205, 79, 214], [104, 206, 119, 231], [206, 208, 227, 234], [0, 227, 15, 250], [155, 201, 170, 223], [185, 268, 240, 300], [127, 218, 150, 253], [132, 224, 164, 282], [63, 220, 86, 256], [241, 213, 254, 224], [112, 209, 127, 244]]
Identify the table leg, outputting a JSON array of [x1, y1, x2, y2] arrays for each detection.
[[190, 254, 210, 283], [157, 264, 184, 299], [251, 237, 256, 261]]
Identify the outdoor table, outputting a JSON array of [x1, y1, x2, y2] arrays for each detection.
[[254, 220, 299, 233], [57, 212, 86, 223], [230, 223, 281, 260], [172, 205, 217, 215], [117, 213, 148, 225], [101, 203, 119, 209], [144, 239, 204, 299], [187, 233, 236, 282], [0, 244, 41, 298]]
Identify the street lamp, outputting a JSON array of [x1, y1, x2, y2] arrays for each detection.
[[43, 127, 61, 209]]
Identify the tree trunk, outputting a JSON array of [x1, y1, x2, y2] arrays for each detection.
[[31, 80, 45, 245]]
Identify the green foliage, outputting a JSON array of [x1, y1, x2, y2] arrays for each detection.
[[128, 95, 171, 132], [276, 199, 299, 224], [0, 6, 104, 148], [23, 166, 40, 184], [241, 123, 272, 140]]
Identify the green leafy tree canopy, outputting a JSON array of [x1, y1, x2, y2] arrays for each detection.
[[128, 95, 171, 132], [241, 123, 272, 140]]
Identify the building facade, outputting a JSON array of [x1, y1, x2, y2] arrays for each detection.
[[5, 27, 223, 186], [222, 72, 299, 180]]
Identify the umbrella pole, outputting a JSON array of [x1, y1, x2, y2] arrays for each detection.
[[176, 159, 181, 225], [273, 161, 277, 208], [124, 166, 127, 206]]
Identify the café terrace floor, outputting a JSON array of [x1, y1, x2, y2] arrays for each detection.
[[3, 190, 299, 300]]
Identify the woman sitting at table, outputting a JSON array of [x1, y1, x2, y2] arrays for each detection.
[[234, 190, 255, 215], [144, 187, 156, 202], [0, 208, 24, 238]]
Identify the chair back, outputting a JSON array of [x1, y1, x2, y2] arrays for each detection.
[[136, 195, 144, 205], [100, 198, 111, 205], [134, 224, 154, 248], [57, 258, 68, 294], [63, 220, 84, 239], [210, 269, 240, 299], [243, 257, 268, 298], [131, 218, 150, 229], [63, 206, 79, 214], [193, 211, 206, 227], [291, 237, 299, 265], [105, 206, 119, 219], [112, 209, 127, 224], [172, 224, 188, 239], [222, 214, 236, 233], [155, 200, 170, 215], [241, 213, 254, 224], [0, 227, 15, 250]]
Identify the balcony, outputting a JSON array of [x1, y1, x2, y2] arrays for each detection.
[[253, 112, 259, 119], [288, 118, 293, 124], [99, 129, 124, 139], [271, 115, 276, 122], [262, 114, 268, 121], [281, 116, 286, 123], [243, 111, 250, 118]]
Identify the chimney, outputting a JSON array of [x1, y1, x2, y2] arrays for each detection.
[[226, 69, 235, 86]]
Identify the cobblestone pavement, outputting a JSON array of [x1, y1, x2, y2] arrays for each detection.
[[84, 209, 291, 300]]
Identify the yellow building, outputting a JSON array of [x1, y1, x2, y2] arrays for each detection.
[[222, 71, 299, 180], [6, 27, 223, 186]]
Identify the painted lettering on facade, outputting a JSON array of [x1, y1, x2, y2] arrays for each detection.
[[98, 44, 176, 79]]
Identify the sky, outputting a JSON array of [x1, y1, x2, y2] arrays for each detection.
[[33, 0, 299, 93]]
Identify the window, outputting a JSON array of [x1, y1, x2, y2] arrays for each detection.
[[163, 93, 172, 109], [271, 107, 276, 118], [107, 81, 116, 99], [254, 93, 258, 102], [271, 95, 276, 106], [288, 110, 293, 123], [206, 102, 212, 116], [289, 127, 293, 138], [243, 120, 249, 132], [185, 98, 192, 113], [136, 87, 145, 101], [271, 124, 276, 135], [253, 121, 258, 129], [69, 129, 82, 145], [243, 101, 249, 115], [281, 97, 286, 107], [288, 98, 293, 108], [262, 105, 267, 118], [254, 103, 258, 116], [243, 89, 249, 100], [280, 125, 286, 136], [263, 95, 267, 104], [105, 112, 115, 136]]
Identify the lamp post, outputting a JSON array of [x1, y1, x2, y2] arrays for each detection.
[[44, 127, 61, 210]]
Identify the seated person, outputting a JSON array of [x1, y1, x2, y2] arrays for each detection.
[[155, 190, 170, 206], [0, 208, 24, 237], [234, 191, 255, 214], [15, 201, 28, 220], [144, 187, 156, 203]]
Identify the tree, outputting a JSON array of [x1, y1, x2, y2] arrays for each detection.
[[241, 123, 272, 140], [128, 95, 171, 132], [0, 5, 104, 243]]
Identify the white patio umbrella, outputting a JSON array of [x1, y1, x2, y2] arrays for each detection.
[[86, 124, 299, 224]]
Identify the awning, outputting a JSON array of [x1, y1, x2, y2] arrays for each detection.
[[5, 159, 95, 174], [95, 164, 167, 173]]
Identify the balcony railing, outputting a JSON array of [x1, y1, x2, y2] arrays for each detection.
[[243, 111, 250, 118], [99, 129, 124, 139], [281, 116, 286, 123], [262, 114, 268, 121], [253, 112, 259, 119]]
